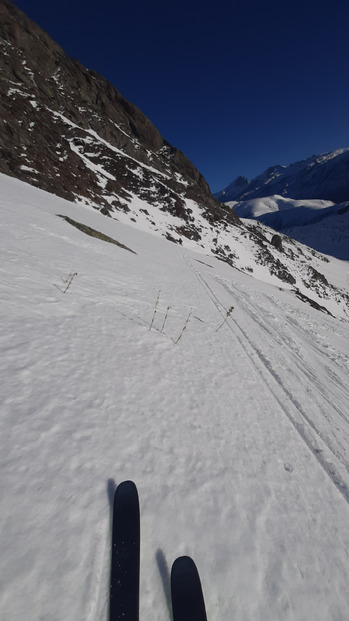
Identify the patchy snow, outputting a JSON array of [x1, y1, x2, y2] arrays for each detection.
[[51, 68, 64, 92], [22, 60, 36, 83], [110, 119, 134, 140], [174, 172, 190, 187], [19, 164, 38, 174], [49, 109, 171, 179], [68, 138, 116, 182], [1, 174, 349, 621], [7, 86, 31, 98]]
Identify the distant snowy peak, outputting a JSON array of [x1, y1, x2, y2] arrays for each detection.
[[218, 175, 249, 200], [215, 149, 349, 203]]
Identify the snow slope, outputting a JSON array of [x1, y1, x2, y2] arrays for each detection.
[[226, 196, 349, 261], [282, 204, 349, 261], [1, 174, 349, 621], [226, 196, 334, 221]]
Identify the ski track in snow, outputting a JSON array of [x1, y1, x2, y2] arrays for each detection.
[[1, 175, 349, 621], [184, 254, 349, 501]]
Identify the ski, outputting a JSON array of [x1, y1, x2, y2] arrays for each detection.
[[171, 555, 208, 621], [109, 480, 140, 621]]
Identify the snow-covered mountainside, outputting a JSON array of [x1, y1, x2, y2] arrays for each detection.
[[1, 173, 349, 621], [225, 196, 349, 260], [1, 0, 348, 314], [215, 149, 349, 204]]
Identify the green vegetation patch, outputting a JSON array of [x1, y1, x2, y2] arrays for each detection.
[[57, 215, 136, 254]]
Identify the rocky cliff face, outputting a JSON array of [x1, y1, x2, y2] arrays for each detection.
[[0, 0, 238, 239]]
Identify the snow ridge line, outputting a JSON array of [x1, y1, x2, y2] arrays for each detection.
[[183, 253, 349, 504]]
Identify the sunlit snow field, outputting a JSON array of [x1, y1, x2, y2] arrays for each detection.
[[1, 174, 349, 621]]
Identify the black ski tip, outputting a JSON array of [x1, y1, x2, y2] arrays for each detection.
[[115, 481, 138, 495], [115, 479, 138, 494], [118, 479, 137, 488], [172, 555, 198, 573], [171, 556, 207, 621], [110, 480, 140, 621], [113, 480, 139, 505], [112, 480, 140, 542]]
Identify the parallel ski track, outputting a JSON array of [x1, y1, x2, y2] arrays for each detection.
[[219, 280, 349, 454], [184, 252, 349, 504], [225, 282, 349, 475]]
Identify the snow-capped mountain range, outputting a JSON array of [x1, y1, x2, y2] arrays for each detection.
[[215, 149, 349, 204], [215, 151, 349, 260]]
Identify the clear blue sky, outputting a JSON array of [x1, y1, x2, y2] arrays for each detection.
[[13, 0, 349, 193]]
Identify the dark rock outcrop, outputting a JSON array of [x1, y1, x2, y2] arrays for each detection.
[[271, 234, 283, 252]]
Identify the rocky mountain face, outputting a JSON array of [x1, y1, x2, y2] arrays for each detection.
[[0, 0, 238, 241], [215, 149, 349, 203], [1, 0, 348, 320]]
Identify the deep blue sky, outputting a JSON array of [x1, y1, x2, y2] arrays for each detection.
[[13, 0, 349, 193]]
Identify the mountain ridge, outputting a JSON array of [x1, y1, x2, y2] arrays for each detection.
[[215, 148, 349, 204]]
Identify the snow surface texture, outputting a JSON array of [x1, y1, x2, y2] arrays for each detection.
[[1, 174, 349, 621]]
